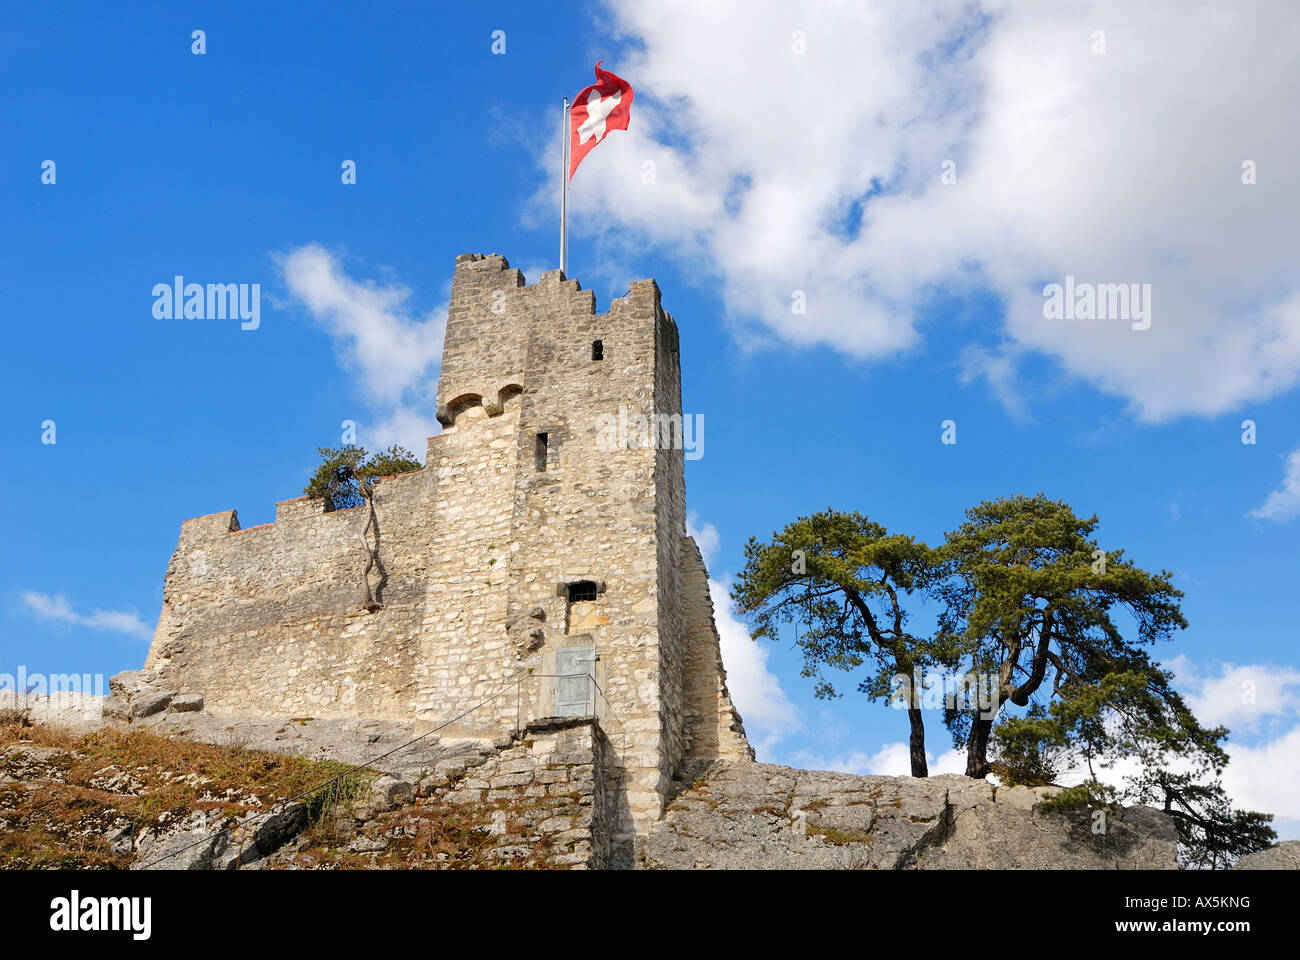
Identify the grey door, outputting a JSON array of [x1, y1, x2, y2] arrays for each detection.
[[555, 646, 596, 717]]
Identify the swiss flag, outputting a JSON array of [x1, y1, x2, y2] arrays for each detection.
[[569, 61, 633, 182]]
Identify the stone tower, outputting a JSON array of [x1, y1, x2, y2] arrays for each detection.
[[140, 253, 751, 846]]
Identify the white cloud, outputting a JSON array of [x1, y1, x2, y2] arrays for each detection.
[[709, 576, 801, 758], [1250, 448, 1300, 522], [556, 0, 1300, 423], [1219, 724, 1300, 839], [958, 344, 1030, 423], [367, 405, 441, 461], [1168, 655, 1300, 733], [686, 512, 720, 567], [19, 591, 153, 641], [1057, 729, 1300, 841], [277, 244, 446, 455], [1053, 659, 1300, 838], [926, 747, 969, 777]]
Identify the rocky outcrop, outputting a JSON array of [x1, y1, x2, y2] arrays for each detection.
[[0, 691, 104, 734], [1234, 840, 1300, 869], [103, 671, 201, 722], [118, 706, 442, 780], [133, 802, 308, 870], [644, 762, 1179, 870]]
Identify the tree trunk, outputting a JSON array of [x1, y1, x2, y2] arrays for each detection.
[[966, 713, 993, 778], [907, 705, 928, 778], [359, 485, 381, 611]]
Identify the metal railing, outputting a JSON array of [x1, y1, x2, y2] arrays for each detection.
[[508, 671, 623, 736]]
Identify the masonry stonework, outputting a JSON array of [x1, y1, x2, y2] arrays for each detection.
[[139, 253, 751, 856], [433, 717, 617, 869]]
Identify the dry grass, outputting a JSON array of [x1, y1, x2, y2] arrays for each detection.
[[0, 713, 368, 870], [815, 825, 874, 846], [1, 714, 586, 871], [278, 792, 567, 871]]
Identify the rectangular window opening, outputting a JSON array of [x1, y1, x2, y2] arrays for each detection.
[[565, 581, 600, 634], [568, 580, 598, 603], [592, 339, 604, 361], [535, 432, 548, 471]]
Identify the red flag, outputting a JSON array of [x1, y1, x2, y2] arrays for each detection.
[[568, 61, 633, 182]]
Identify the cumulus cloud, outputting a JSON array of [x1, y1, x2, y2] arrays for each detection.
[[277, 244, 446, 454], [1249, 448, 1300, 522], [19, 591, 153, 641], [1168, 655, 1300, 733], [1055, 729, 1300, 841], [555, 0, 1300, 422]]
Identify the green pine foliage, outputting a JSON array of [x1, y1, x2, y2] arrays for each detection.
[[304, 444, 422, 512], [731, 510, 940, 777], [731, 493, 1276, 866]]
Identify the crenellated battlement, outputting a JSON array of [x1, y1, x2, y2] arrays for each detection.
[[436, 254, 671, 429], [174, 469, 426, 547]]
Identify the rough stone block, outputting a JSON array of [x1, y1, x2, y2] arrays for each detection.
[[489, 772, 534, 789]]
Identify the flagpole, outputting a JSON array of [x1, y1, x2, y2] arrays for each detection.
[[560, 97, 569, 276]]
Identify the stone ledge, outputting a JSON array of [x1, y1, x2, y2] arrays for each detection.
[[525, 716, 598, 735]]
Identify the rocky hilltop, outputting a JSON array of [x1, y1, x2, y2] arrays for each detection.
[[1, 685, 1215, 870], [647, 763, 1178, 869], [1234, 840, 1300, 870]]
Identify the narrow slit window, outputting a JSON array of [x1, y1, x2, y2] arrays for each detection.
[[535, 432, 548, 471], [591, 339, 603, 361]]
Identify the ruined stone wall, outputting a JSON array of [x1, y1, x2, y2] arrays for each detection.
[[143, 469, 431, 720], [679, 537, 754, 764], [652, 300, 689, 792]]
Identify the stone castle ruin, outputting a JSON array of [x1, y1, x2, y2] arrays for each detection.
[[136, 253, 754, 857], [113, 252, 1195, 870]]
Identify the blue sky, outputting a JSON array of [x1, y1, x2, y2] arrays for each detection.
[[4, 1, 1299, 836]]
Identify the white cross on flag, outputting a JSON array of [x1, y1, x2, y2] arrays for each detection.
[[568, 61, 633, 182]]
